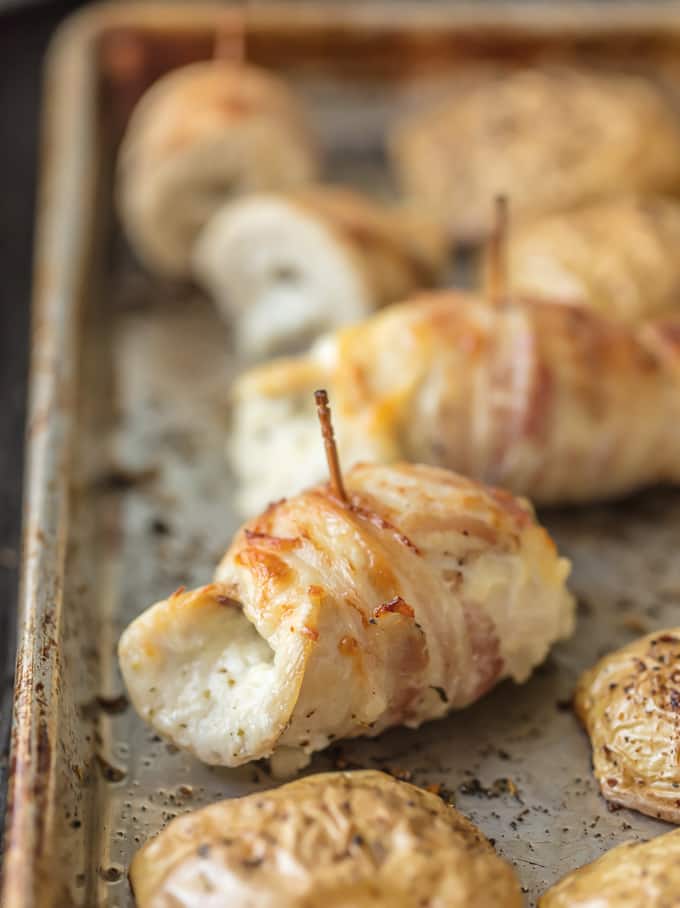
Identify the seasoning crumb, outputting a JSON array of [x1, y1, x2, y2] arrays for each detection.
[[431, 686, 449, 704], [379, 765, 413, 782], [95, 693, 129, 714], [95, 464, 158, 491], [150, 517, 171, 535], [458, 777, 521, 801], [621, 613, 648, 634], [95, 754, 126, 783]]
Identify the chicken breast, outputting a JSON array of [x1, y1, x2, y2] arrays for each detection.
[[117, 60, 319, 277], [498, 195, 680, 324], [575, 628, 680, 823], [131, 770, 523, 908], [229, 291, 680, 515], [390, 68, 680, 241], [118, 462, 574, 770], [539, 827, 680, 908], [192, 186, 448, 356]]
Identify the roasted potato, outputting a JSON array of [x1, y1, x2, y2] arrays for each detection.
[[131, 770, 523, 908], [540, 827, 680, 907], [575, 627, 680, 823]]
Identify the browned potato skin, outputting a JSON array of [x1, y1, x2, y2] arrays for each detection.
[[130, 770, 523, 908], [575, 628, 680, 823], [499, 195, 680, 324], [539, 828, 680, 908]]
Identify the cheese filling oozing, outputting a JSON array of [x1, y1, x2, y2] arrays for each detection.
[[228, 389, 328, 516], [124, 601, 280, 766], [193, 197, 371, 357]]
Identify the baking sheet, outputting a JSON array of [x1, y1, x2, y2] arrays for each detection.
[[5, 5, 680, 907], [95, 281, 680, 908]]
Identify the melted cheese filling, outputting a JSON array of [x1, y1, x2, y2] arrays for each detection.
[[194, 197, 371, 357], [126, 604, 280, 765], [229, 390, 327, 516]]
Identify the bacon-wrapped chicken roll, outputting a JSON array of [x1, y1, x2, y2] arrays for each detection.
[[575, 628, 680, 823], [192, 186, 448, 356], [117, 61, 319, 277], [498, 195, 680, 324], [230, 292, 680, 515], [131, 771, 523, 908], [390, 68, 680, 241], [118, 462, 573, 770], [539, 828, 680, 908]]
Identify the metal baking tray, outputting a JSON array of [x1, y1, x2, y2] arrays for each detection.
[[5, 4, 680, 906]]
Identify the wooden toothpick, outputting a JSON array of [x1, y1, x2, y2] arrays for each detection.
[[487, 194, 509, 307], [213, 12, 246, 65], [314, 390, 347, 503]]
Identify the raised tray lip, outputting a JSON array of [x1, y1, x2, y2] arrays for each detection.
[[23, 0, 680, 52], [6, 2, 680, 905], [32, 0, 680, 36], [1, 10, 99, 908]]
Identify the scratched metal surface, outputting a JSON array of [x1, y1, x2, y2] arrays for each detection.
[[5, 5, 680, 908]]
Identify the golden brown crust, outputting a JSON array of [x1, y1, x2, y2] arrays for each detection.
[[575, 628, 680, 823], [390, 68, 680, 240], [639, 316, 680, 374], [539, 828, 680, 908], [131, 770, 523, 908]]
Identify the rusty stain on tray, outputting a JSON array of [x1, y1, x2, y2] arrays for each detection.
[[5, 4, 680, 908]]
